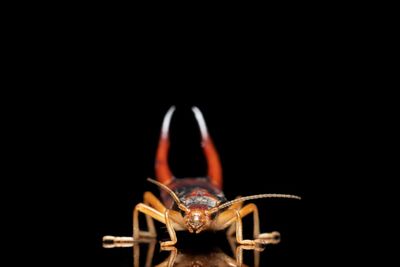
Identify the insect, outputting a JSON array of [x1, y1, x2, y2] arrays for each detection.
[[103, 106, 300, 248]]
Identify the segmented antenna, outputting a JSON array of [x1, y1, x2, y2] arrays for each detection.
[[209, 193, 301, 214], [147, 178, 189, 213]]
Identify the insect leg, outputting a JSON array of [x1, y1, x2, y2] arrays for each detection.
[[133, 203, 165, 240], [102, 236, 134, 248], [156, 246, 178, 267], [141, 191, 167, 238], [232, 203, 281, 245], [232, 203, 260, 238], [235, 245, 263, 267], [132, 239, 157, 267], [211, 209, 237, 231], [232, 209, 257, 245], [144, 239, 157, 267], [226, 198, 244, 236], [160, 210, 178, 247]]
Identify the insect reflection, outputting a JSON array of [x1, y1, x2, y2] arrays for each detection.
[[103, 234, 280, 267]]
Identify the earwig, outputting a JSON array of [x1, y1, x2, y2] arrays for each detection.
[[104, 106, 301, 248]]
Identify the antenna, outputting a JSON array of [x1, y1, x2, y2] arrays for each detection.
[[209, 193, 301, 214], [147, 178, 189, 213]]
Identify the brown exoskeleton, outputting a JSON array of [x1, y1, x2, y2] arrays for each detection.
[[103, 106, 300, 248]]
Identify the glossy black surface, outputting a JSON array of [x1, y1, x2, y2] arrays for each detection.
[[55, 103, 317, 266]]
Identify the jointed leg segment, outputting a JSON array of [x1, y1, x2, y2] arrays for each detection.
[[133, 203, 164, 239], [160, 210, 177, 247], [133, 192, 179, 246], [228, 203, 260, 239], [214, 203, 280, 246], [141, 191, 166, 238], [133, 192, 165, 239]]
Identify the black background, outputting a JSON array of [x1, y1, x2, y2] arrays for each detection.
[[8, 8, 375, 265], [39, 99, 343, 266]]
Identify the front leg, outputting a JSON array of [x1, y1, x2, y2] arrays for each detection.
[[233, 209, 257, 245], [156, 246, 178, 267], [211, 209, 254, 245], [141, 191, 167, 238], [160, 210, 178, 247], [232, 203, 280, 245], [133, 203, 165, 240], [212, 204, 280, 246]]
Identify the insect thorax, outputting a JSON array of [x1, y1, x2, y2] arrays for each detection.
[[160, 178, 226, 210]]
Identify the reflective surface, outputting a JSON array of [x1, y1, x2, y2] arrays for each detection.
[[88, 104, 305, 266], [102, 235, 280, 267]]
